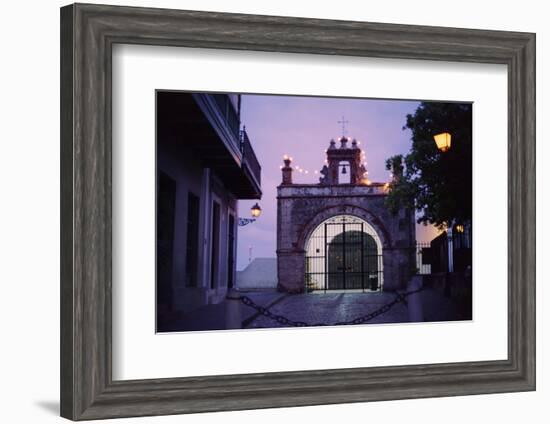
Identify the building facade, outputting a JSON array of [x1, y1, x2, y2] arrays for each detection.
[[156, 92, 261, 326], [276, 136, 415, 293]]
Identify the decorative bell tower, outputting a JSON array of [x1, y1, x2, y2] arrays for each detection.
[[319, 137, 367, 185], [276, 119, 416, 294]]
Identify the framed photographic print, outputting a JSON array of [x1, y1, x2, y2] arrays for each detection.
[[60, 3, 535, 420]]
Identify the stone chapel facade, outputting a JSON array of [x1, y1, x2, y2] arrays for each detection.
[[276, 136, 416, 293]]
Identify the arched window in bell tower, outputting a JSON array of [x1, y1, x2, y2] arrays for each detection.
[[338, 161, 351, 184]]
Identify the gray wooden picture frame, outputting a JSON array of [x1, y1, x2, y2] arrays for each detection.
[[60, 3, 536, 421]]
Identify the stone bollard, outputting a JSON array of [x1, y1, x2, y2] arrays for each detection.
[[407, 275, 424, 323], [225, 288, 243, 330]]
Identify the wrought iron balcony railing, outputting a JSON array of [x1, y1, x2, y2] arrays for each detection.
[[212, 94, 241, 143], [240, 129, 261, 189]]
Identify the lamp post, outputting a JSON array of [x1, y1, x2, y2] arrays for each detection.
[[238, 203, 262, 226], [433, 132, 452, 152], [446, 225, 454, 273], [433, 132, 452, 271]]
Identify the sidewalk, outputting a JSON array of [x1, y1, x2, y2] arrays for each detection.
[[157, 289, 286, 332]]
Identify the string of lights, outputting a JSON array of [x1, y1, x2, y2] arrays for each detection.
[[279, 138, 394, 185]]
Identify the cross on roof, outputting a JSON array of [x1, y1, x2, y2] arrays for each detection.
[[337, 116, 349, 137]]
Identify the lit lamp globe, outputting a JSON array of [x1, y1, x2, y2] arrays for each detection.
[[433, 132, 451, 152], [251, 203, 262, 218]]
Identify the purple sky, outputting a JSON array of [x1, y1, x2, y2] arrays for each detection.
[[236, 94, 439, 270]]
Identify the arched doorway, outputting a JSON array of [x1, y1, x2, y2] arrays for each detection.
[[304, 215, 383, 292]]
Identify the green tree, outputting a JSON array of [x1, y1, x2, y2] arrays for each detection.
[[385, 102, 472, 229]]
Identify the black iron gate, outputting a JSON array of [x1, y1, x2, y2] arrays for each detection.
[[305, 219, 383, 292]]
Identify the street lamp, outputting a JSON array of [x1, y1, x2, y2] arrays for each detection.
[[251, 203, 262, 218], [433, 132, 451, 152], [238, 203, 262, 226]]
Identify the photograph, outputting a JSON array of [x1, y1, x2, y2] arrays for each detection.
[[155, 91, 473, 332]]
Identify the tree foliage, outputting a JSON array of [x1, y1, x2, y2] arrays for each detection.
[[385, 102, 472, 229]]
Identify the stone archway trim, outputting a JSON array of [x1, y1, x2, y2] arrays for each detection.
[[296, 204, 393, 251]]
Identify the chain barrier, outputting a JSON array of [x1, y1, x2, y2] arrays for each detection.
[[235, 287, 424, 327]]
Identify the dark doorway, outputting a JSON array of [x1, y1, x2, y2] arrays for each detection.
[[327, 228, 380, 290], [210, 201, 221, 289], [227, 214, 235, 288], [185, 192, 200, 287], [157, 172, 176, 311]]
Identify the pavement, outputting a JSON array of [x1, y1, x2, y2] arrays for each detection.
[[157, 289, 285, 332], [247, 287, 470, 328], [159, 286, 470, 333], [245, 291, 409, 328]]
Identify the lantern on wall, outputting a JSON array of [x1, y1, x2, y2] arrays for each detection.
[[433, 132, 452, 152], [251, 203, 262, 218]]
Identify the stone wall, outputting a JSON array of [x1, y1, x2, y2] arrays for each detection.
[[276, 184, 415, 293], [236, 258, 278, 289]]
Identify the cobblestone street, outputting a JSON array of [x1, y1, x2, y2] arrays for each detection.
[[159, 286, 467, 332], [244, 291, 409, 328], [243, 286, 467, 329]]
